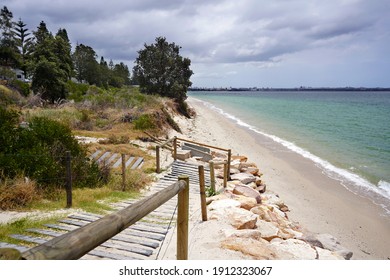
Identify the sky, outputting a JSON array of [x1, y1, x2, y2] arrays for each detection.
[[3, 0, 390, 88]]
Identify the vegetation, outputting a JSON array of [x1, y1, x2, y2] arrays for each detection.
[[133, 37, 193, 116]]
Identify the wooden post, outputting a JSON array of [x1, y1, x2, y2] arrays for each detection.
[[65, 151, 72, 208], [121, 154, 126, 191], [177, 175, 189, 260], [223, 161, 228, 188], [209, 161, 215, 193], [198, 165, 207, 221], [156, 146, 160, 173], [173, 136, 177, 161], [227, 149, 232, 180]]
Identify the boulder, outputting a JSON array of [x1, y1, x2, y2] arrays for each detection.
[[227, 207, 258, 229], [233, 184, 261, 203], [255, 184, 267, 193], [221, 237, 278, 260], [246, 182, 258, 189], [231, 155, 248, 162], [315, 247, 345, 260], [238, 162, 257, 171], [299, 233, 353, 260], [231, 173, 256, 184], [256, 220, 279, 241], [223, 229, 262, 240], [175, 149, 191, 160], [208, 199, 241, 211], [270, 239, 317, 260], [234, 195, 258, 210], [245, 167, 260, 176]]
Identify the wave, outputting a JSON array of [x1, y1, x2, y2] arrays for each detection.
[[196, 98, 390, 214]]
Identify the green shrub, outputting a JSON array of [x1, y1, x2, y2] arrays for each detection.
[[133, 114, 156, 130], [10, 80, 30, 97], [0, 106, 105, 189]]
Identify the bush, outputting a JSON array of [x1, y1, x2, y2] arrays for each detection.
[[0, 176, 40, 210], [133, 114, 156, 130], [10, 79, 30, 97], [0, 106, 105, 189]]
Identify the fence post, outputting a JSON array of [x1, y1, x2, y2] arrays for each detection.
[[223, 161, 228, 188], [209, 161, 215, 193], [121, 154, 126, 191], [227, 149, 232, 180], [173, 137, 177, 161], [65, 151, 72, 208], [198, 165, 207, 221], [177, 175, 189, 260], [156, 146, 161, 173]]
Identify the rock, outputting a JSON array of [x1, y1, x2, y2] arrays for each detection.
[[255, 184, 266, 193], [224, 229, 262, 240], [245, 167, 260, 176], [229, 167, 241, 175], [233, 184, 262, 203], [256, 220, 279, 241], [262, 193, 286, 209], [206, 192, 232, 205], [231, 173, 256, 184], [315, 233, 353, 260], [208, 199, 241, 211], [251, 205, 274, 222], [246, 182, 258, 189], [234, 195, 258, 210], [227, 207, 258, 229], [231, 155, 248, 162], [175, 149, 191, 160], [270, 239, 317, 260], [255, 177, 263, 185], [315, 247, 345, 260], [221, 237, 278, 260], [238, 162, 257, 171]]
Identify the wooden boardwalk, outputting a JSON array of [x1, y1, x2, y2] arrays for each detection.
[[0, 160, 210, 260], [90, 150, 144, 170]]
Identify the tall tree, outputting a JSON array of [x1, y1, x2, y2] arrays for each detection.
[[13, 18, 33, 77], [54, 28, 73, 79], [133, 37, 193, 103], [0, 6, 18, 67], [72, 43, 99, 84]]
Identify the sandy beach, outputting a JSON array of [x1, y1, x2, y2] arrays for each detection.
[[166, 97, 390, 260]]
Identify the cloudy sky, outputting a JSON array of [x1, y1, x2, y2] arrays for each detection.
[[3, 0, 390, 88]]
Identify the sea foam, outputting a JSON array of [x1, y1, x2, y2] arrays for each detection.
[[197, 99, 390, 215]]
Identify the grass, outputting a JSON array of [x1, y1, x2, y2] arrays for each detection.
[[0, 215, 66, 246]]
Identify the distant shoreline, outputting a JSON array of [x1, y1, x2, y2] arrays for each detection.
[[189, 87, 390, 92]]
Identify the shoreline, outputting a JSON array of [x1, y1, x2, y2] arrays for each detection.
[[180, 97, 390, 260]]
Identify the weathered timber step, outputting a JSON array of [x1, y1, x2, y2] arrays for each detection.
[[90, 150, 144, 170], [0, 242, 29, 252]]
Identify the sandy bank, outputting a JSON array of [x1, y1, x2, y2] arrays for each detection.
[[168, 97, 390, 260]]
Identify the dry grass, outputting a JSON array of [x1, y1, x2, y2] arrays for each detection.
[[0, 176, 41, 210]]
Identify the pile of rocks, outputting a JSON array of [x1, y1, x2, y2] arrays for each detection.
[[207, 155, 353, 260]]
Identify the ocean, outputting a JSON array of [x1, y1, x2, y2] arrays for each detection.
[[188, 90, 390, 215]]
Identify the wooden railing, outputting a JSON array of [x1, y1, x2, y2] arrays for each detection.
[[156, 136, 231, 181], [0, 176, 190, 260]]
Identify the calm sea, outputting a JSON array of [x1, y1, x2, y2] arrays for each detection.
[[189, 90, 390, 215]]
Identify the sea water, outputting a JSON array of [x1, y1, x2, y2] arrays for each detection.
[[189, 90, 390, 215]]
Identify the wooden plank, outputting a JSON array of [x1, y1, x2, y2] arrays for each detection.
[[130, 157, 143, 169], [10, 234, 47, 244], [87, 249, 138, 260], [90, 150, 102, 160], [44, 223, 77, 231], [112, 157, 122, 168], [96, 151, 111, 163], [125, 157, 135, 168], [111, 235, 159, 249], [0, 242, 28, 252], [106, 153, 120, 165]]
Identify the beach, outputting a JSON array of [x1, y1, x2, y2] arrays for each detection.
[[169, 97, 390, 260]]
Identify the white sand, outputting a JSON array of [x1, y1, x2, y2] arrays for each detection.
[[162, 97, 390, 260]]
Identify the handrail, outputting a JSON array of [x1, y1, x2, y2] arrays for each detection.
[[176, 137, 230, 152], [1, 177, 189, 260]]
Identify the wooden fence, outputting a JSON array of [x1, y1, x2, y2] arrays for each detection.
[[0, 176, 190, 260]]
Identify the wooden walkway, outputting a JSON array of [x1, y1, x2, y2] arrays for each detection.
[[0, 161, 210, 260], [90, 150, 144, 170]]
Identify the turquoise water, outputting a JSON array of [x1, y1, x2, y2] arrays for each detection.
[[189, 90, 390, 214]]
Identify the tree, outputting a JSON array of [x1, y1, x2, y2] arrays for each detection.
[[54, 28, 73, 79], [72, 43, 99, 85], [0, 6, 19, 68], [13, 18, 33, 77], [133, 37, 193, 103]]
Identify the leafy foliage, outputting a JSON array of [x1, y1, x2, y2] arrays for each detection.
[[133, 37, 193, 103], [0, 106, 104, 189]]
